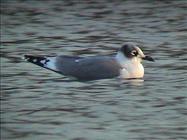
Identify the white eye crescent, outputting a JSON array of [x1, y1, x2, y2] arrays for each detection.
[[131, 50, 138, 56]]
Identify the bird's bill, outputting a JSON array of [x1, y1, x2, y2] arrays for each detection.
[[142, 55, 154, 62]]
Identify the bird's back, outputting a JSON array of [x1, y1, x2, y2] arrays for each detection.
[[55, 55, 121, 80]]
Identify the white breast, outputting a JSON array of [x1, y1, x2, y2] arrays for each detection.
[[116, 52, 144, 79], [120, 62, 144, 79]]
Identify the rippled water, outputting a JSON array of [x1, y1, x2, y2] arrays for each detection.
[[1, 1, 187, 140]]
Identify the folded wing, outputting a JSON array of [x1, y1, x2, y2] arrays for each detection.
[[24, 55, 121, 80]]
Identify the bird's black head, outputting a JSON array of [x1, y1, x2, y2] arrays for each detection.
[[120, 43, 139, 58], [120, 43, 154, 62]]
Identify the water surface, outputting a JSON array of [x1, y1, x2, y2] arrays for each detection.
[[1, 1, 187, 140]]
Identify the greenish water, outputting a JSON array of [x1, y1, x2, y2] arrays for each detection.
[[1, 1, 187, 140]]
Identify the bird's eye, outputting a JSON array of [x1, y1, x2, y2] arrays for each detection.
[[131, 50, 138, 56]]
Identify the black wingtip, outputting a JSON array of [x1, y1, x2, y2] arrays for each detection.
[[24, 54, 31, 60], [24, 55, 47, 67], [23, 55, 31, 61], [24, 55, 37, 62]]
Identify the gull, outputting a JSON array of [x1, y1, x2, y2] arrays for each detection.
[[24, 43, 154, 81]]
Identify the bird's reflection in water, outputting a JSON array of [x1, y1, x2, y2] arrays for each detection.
[[119, 78, 144, 86]]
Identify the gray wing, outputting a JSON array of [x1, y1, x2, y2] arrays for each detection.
[[24, 55, 121, 80], [55, 55, 121, 80]]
